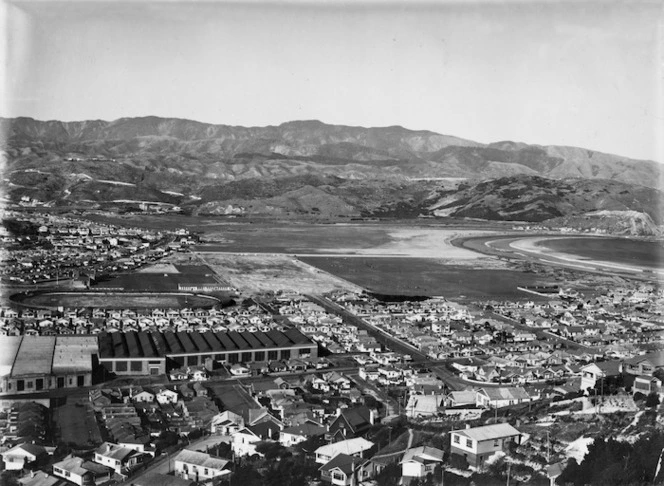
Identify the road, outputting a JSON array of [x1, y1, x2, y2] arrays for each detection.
[[305, 294, 430, 361]]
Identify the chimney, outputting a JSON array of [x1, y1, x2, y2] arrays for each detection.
[[465, 423, 471, 429], [369, 409, 375, 425]]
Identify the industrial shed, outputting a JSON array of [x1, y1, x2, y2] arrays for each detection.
[[98, 329, 317, 376]]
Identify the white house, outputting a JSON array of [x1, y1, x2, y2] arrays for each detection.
[[450, 423, 522, 469], [156, 388, 179, 405], [173, 450, 230, 483], [52, 455, 112, 486], [210, 411, 244, 435], [93, 442, 144, 475], [315, 438, 374, 465], [400, 446, 444, 478], [279, 422, 327, 448], [476, 387, 530, 409], [2, 443, 47, 471]]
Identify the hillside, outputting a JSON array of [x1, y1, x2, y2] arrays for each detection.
[[1, 116, 662, 229]]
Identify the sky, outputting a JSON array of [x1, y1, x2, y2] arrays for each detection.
[[2, 0, 663, 162]]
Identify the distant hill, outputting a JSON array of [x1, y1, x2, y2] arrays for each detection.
[[1, 116, 662, 231]]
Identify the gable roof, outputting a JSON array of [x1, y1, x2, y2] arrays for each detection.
[[478, 387, 530, 401], [172, 450, 229, 470], [451, 423, 521, 442], [315, 437, 374, 458], [281, 422, 327, 438], [400, 446, 444, 464], [318, 453, 357, 475]]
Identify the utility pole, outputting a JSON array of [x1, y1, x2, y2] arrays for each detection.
[[506, 462, 511, 486]]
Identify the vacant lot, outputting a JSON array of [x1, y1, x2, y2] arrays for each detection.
[[300, 257, 551, 300], [55, 401, 102, 447], [196, 252, 363, 294]]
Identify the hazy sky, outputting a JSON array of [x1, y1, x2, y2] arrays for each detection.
[[2, 0, 662, 161]]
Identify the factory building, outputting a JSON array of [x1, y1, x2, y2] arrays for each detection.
[[98, 329, 318, 376], [0, 336, 97, 395]]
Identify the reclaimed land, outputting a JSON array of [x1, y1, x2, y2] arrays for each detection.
[[299, 256, 550, 301]]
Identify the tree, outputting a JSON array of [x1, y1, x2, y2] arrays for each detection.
[[376, 462, 401, 486], [645, 392, 660, 408]]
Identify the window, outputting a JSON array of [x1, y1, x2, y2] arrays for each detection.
[[64, 472, 70, 478], [268, 350, 278, 360], [281, 350, 291, 360], [131, 361, 143, 372], [115, 361, 128, 372], [78, 375, 85, 386], [204, 469, 209, 475], [466, 438, 473, 448], [27, 381, 33, 389], [17, 380, 24, 391], [69, 378, 73, 385], [494, 439, 500, 447], [453, 435, 459, 444], [216, 354, 226, 362], [228, 353, 239, 364], [254, 351, 265, 362], [241, 352, 252, 362]]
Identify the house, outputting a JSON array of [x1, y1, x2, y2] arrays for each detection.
[[404, 395, 443, 418], [449, 423, 522, 469], [172, 449, 230, 483], [400, 446, 444, 479], [132, 390, 155, 403], [156, 388, 179, 405], [319, 453, 358, 486], [327, 406, 376, 441], [231, 422, 280, 457], [446, 390, 477, 408], [476, 387, 530, 409], [2, 443, 48, 471], [279, 422, 327, 448], [52, 455, 113, 486], [315, 438, 374, 464], [623, 351, 664, 376], [210, 411, 244, 435], [93, 442, 144, 475], [17, 472, 62, 486], [632, 376, 662, 397], [579, 361, 622, 391]]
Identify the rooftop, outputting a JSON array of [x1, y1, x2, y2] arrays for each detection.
[[451, 423, 521, 442], [0, 336, 22, 377], [12, 337, 56, 377], [52, 336, 97, 373]]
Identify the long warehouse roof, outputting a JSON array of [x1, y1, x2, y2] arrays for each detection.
[[98, 329, 314, 359]]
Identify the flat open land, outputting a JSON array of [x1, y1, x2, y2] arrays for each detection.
[[194, 252, 364, 294], [299, 257, 551, 300], [22, 292, 219, 309], [197, 223, 497, 260], [55, 401, 103, 447]]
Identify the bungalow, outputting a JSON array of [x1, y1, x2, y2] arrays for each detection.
[[623, 351, 664, 376], [173, 450, 230, 483], [2, 443, 48, 471], [279, 422, 328, 448], [319, 454, 361, 486], [328, 406, 376, 441], [632, 376, 662, 397], [450, 423, 522, 469], [52, 455, 112, 486], [93, 442, 144, 475], [400, 446, 444, 479], [315, 438, 375, 464], [156, 388, 179, 405], [579, 361, 621, 391], [476, 387, 530, 409]]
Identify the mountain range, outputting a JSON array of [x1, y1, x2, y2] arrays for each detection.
[[1, 116, 662, 231]]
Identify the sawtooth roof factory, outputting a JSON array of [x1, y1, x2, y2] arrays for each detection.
[[0, 329, 316, 394], [98, 329, 317, 376]]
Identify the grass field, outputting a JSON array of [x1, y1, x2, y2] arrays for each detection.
[[299, 256, 551, 300], [23, 292, 220, 309]]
